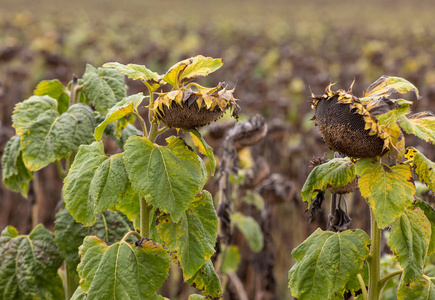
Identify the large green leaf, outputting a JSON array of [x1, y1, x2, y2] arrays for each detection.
[[413, 151, 435, 193], [103, 62, 161, 91], [78, 236, 170, 300], [94, 93, 146, 141], [83, 64, 126, 114], [389, 208, 431, 284], [301, 158, 356, 208], [397, 276, 435, 300], [54, 209, 135, 284], [1, 135, 33, 197], [157, 191, 218, 279], [12, 95, 95, 171], [71, 286, 87, 300], [188, 129, 216, 176], [34, 79, 69, 114], [123, 135, 204, 223], [413, 199, 435, 255], [63, 142, 129, 226], [364, 76, 420, 99], [288, 229, 371, 300], [0, 224, 65, 300], [231, 212, 264, 253], [398, 112, 435, 144], [185, 260, 222, 298], [356, 159, 415, 228]]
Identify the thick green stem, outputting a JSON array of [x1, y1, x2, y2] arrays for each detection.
[[148, 122, 159, 142], [56, 160, 67, 180], [368, 209, 381, 300], [140, 197, 152, 238], [65, 263, 78, 300], [69, 75, 83, 106]]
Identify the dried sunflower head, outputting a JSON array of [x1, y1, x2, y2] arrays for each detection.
[[149, 82, 239, 129], [312, 83, 392, 159]]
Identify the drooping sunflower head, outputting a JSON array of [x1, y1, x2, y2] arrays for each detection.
[[312, 83, 392, 159], [149, 82, 239, 129]]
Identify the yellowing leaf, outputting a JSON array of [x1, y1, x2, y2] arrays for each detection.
[[103, 62, 161, 91], [364, 75, 420, 100], [413, 151, 435, 193], [398, 112, 435, 144], [356, 159, 415, 228]]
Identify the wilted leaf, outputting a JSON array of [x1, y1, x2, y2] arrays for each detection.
[[0, 225, 65, 300], [356, 159, 415, 228], [180, 55, 223, 83], [301, 158, 356, 209], [188, 129, 216, 176], [231, 212, 264, 253], [288, 229, 370, 300], [413, 199, 435, 255], [413, 151, 435, 193], [221, 245, 241, 274], [185, 260, 222, 298], [63, 142, 129, 226], [78, 236, 170, 300], [123, 135, 204, 223], [1, 135, 33, 197], [12, 96, 95, 171], [103, 62, 161, 90], [34, 79, 69, 114], [397, 276, 435, 300], [389, 208, 431, 284], [364, 76, 420, 100], [398, 112, 435, 144], [83, 64, 126, 114], [157, 191, 218, 279], [95, 93, 145, 141]]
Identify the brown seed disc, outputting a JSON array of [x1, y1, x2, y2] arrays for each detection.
[[157, 102, 225, 129], [315, 96, 385, 158]]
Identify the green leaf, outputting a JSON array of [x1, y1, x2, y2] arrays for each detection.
[[157, 191, 218, 279], [1, 135, 33, 197], [180, 55, 223, 83], [356, 159, 415, 228], [63, 142, 129, 226], [94, 93, 146, 141], [301, 158, 356, 209], [103, 62, 161, 90], [288, 229, 371, 300], [413, 199, 435, 255], [231, 212, 264, 253], [389, 208, 431, 284], [78, 236, 170, 300], [188, 129, 216, 176], [221, 245, 241, 274], [115, 185, 140, 229], [185, 260, 222, 298], [71, 286, 87, 300], [364, 75, 420, 99], [397, 276, 435, 300], [55, 209, 135, 285], [12, 95, 95, 171], [124, 135, 204, 223], [34, 79, 69, 114], [398, 112, 435, 144], [83, 64, 126, 114], [0, 224, 64, 300]]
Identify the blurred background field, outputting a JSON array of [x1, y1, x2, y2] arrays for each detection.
[[1, 0, 435, 299]]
